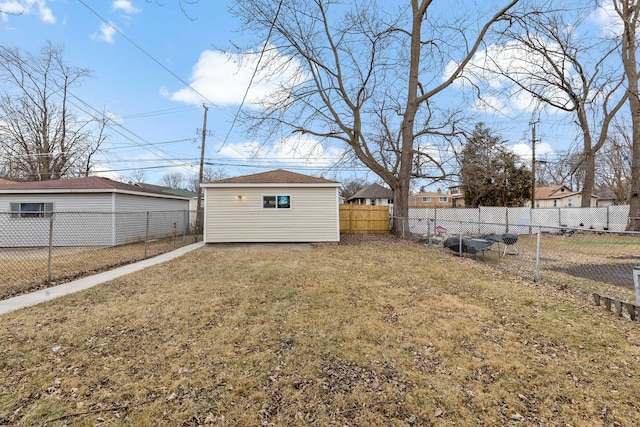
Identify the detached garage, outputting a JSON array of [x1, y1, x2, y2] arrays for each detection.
[[202, 169, 341, 243]]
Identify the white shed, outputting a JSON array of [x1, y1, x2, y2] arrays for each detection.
[[0, 176, 191, 247], [202, 169, 341, 243]]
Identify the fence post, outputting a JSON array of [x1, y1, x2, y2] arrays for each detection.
[[505, 209, 510, 233], [534, 227, 541, 283], [634, 266, 640, 305], [183, 210, 188, 242], [47, 212, 54, 284], [144, 211, 150, 258], [558, 208, 562, 227], [434, 207, 438, 231]]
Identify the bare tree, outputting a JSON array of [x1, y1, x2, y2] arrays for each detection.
[[598, 119, 633, 204], [160, 171, 186, 189], [231, 0, 520, 237], [0, 43, 106, 181], [187, 166, 226, 193], [128, 168, 148, 184], [340, 179, 368, 201], [535, 151, 587, 191], [612, 0, 640, 230], [473, 10, 627, 207]]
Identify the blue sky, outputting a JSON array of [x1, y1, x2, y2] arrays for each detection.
[[1, 0, 348, 185], [0, 0, 619, 189]]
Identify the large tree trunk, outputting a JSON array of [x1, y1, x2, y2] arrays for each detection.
[[581, 151, 596, 207], [628, 94, 640, 230], [391, 0, 424, 238], [619, 0, 640, 231]]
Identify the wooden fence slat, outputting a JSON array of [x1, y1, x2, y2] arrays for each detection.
[[339, 205, 390, 234]]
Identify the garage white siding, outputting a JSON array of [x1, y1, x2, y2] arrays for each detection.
[[115, 193, 189, 212], [0, 193, 112, 212], [205, 186, 339, 243]]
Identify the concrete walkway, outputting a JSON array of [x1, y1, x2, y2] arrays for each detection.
[[0, 241, 205, 316]]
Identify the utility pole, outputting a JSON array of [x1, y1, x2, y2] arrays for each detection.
[[196, 104, 208, 232], [531, 121, 537, 209]]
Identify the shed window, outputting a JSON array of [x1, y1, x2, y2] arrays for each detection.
[[263, 195, 290, 209], [10, 202, 53, 218]]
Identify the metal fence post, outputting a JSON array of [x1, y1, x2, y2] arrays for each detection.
[[48, 212, 54, 284], [505, 209, 510, 233], [534, 227, 542, 283], [634, 266, 640, 305], [183, 210, 188, 242], [144, 211, 150, 258]]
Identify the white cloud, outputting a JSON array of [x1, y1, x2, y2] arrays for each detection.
[[168, 46, 308, 107], [111, 0, 140, 14], [92, 165, 123, 181], [0, 0, 55, 23], [511, 141, 554, 162], [588, 0, 622, 38], [448, 39, 573, 115], [91, 21, 118, 43], [219, 134, 344, 168]]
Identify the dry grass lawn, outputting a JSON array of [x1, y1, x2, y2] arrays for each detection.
[[1, 238, 640, 426]]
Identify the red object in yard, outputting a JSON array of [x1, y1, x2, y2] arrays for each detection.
[[435, 225, 448, 234]]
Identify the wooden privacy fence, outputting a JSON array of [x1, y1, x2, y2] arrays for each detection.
[[340, 205, 390, 234]]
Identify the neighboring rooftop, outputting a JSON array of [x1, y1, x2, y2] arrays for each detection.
[[133, 182, 198, 198], [534, 185, 578, 200], [0, 176, 186, 197], [347, 183, 393, 201]]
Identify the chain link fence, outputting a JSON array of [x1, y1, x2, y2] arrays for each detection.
[[408, 208, 640, 297], [0, 210, 201, 300]]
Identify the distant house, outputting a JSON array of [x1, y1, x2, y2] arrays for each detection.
[[0, 176, 191, 247], [409, 188, 453, 208], [347, 183, 393, 207], [448, 185, 466, 208], [532, 185, 597, 208], [594, 188, 617, 207], [202, 169, 341, 243], [409, 186, 466, 208]]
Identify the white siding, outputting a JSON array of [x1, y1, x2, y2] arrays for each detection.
[[205, 187, 339, 243], [0, 194, 114, 247], [114, 193, 189, 212], [0, 193, 112, 212], [114, 194, 190, 245], [0, 192, 190, 247]]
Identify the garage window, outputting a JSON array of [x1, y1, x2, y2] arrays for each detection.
[[10, 202, 53, 218], [263, 195, 291, 209]]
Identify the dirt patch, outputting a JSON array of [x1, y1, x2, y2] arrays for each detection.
[[552, 263, 639, 289]]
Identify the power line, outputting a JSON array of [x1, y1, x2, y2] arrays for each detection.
[[76, 0, 219, 109], [218, 0, 284, 152]]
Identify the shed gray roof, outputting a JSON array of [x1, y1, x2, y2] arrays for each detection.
[[207, 169, 339, 185], [347, 183, 393, 201], [134, 182, 198, 198], [0, 176, 190, 199]]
